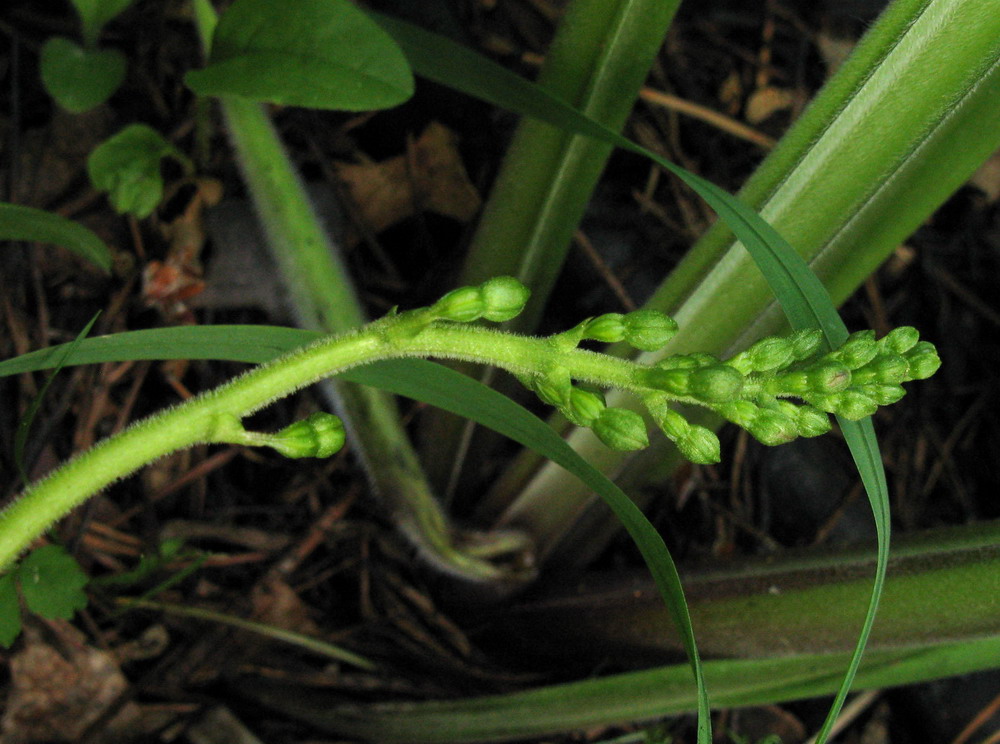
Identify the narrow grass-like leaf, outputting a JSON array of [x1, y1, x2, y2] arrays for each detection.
[[241, 634, 1000, 743], [185, 0, 413, 110], [14, 312, 100, 487], [0, 203, 111, 272], [119, 598, 376, 671], [0, 327, 705, 727], [375, 13, 878, 736]]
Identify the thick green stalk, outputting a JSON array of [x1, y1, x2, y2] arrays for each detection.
[[242, 521, 1000, 743], [491, 521, 1000, 662], [499, 0, 1000, 565], [191, 1, 519, 586], [459, 0, 682, 326]]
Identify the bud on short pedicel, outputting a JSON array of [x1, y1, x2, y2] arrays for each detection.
[[622, 310, 679, 351], [480, 276, 530, 322], [270, 412, 346, 459], [593, 408, 649, 451]]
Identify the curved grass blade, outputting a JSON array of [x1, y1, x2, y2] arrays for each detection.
[[14, 313, 100, 486], [374, 15, 885, 737], [0, 326, 706, 731]]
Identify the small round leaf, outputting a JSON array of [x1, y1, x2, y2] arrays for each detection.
[[40, 38, 125, 113]]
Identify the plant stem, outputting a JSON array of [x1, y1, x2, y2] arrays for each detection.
[[191, 0, 528, 587], [0, 319, 662, 574]]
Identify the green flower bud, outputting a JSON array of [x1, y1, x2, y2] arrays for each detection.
[[789, 328, 824, 361], [770, 370, 810, 396], [716, 400, 759, 428], [860, 383, 905, 406], [593, 408, 649, 451], [532, 366, 572, 408], [646, 399, 690, 440], [855, 354, 909, 385], [269, 412, 346, 459], [879, 326, 919, 355], [794, 404, 831, 438], [584, 313, 627, 343], [480, 276, 530, 322], [743, 336, 795, 372], [829, 390, 878, 420], [622, 310, 679, 351], [747, 409, 797, 446], [904, 341, 941, 380], [678, 426, 721, 464], [656, 354, 704, 371], [834, 330, 878, 369], [688, 364, 744, 403], [645, 367, 691, 396], [565, 387, 606, 426], [807, 362, 851, 393], [433, 286, 484, 323]]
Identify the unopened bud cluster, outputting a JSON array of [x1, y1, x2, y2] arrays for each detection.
[[269, 277, 940, 468], [636, 325, 940, 462], [519, 301, 939, 464]]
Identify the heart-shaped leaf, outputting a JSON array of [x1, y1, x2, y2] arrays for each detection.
[[71, 0, 135, 47], [40, 37, 125, 113], [185, 0, 413, 110]]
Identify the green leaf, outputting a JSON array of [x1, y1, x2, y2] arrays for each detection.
[[0, 203, 111, 272], [87, 124, 189, 218], [0, 573, 22, 648], [185, 0, 413, 111], [71, 0, 135, 47], [15, 313, 100, 487], [40, 37, 125, 113], [18, 545, 89, 620]]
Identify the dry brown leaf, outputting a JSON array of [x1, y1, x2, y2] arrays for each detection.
[[336, 121, 481, 244], [1, 621, 140, 744], [969, 148, 1000, 202], [745, 85, 795, 125]]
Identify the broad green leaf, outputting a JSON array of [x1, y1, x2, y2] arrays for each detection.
[[87, 124, 190, 218], [0, 203, 111, 272], [0, 573, 22, 648], [185, 0, 413, 111], [18, 545, 89, 621], [39, 37, 125, 113], [71, 0, 135, 47]]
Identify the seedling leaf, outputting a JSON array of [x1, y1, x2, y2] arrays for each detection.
[[18, 545, 89, 620], [0, 573, 22, 648], [87, 124, 190, 218], [71, 0, 135, 47], [185, 0, 413, 111], [0, 203, 111, 272], [40, 37, 126, 113]]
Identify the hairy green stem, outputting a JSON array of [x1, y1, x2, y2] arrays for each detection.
[[0, 317, 667, 573]]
